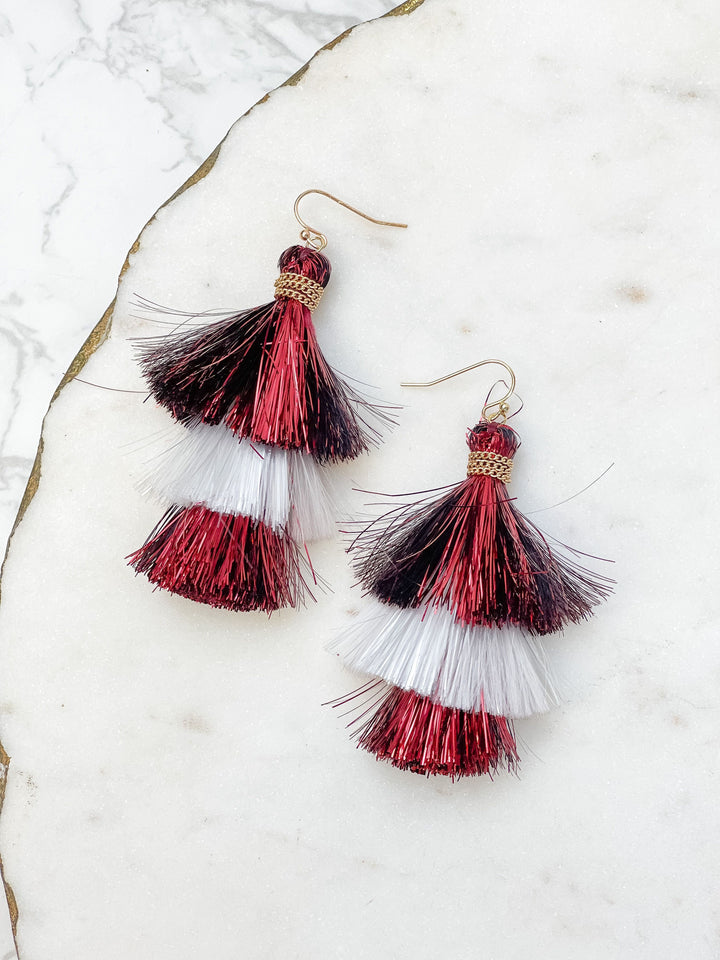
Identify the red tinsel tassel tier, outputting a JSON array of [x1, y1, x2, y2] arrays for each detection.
[[128, 504, 310, 612], [352, 419, 612, 634], [353, 685, 518, 780], [135, 245, 392, 463]]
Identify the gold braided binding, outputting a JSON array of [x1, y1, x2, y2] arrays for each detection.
[[467, 450, 514, 483], [274, 272, 325, 312]]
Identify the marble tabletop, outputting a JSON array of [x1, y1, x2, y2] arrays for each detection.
[[1, 3, 398, 957], [2, 0, 719, 957]]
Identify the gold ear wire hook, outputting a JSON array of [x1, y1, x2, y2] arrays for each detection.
[[293, 189, 407, 251], [401, 358, 517, 423]]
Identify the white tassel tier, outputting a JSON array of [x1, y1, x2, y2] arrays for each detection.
[[328, 601, 560, 718], [137, 421, 340, 541]]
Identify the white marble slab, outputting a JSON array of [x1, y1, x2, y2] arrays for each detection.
[[1, 0, 719, 957], [1, 2, 399, 956]]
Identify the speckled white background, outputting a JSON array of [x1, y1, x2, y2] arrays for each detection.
[[2, 0, 719, 957]]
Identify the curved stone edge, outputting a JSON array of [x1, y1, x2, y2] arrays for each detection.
[[0, 0, 425, 954]]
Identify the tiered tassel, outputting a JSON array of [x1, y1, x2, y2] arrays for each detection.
[[331, 418, 612, 778], [130, 244, 392, 611]]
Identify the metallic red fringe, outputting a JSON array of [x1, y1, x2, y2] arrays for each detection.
[[351, 684, 518, 779], [128, 504, 310, 612], [352, 419, 612, 634], [135, 245, 393, 462]]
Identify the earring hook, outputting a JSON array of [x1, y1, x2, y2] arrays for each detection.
[[401, 358, 517, 423], [294, 189, 407, 251]]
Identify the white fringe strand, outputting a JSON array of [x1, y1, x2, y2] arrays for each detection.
[[328, 601, 560, 718], [137, 421, 340, 541]]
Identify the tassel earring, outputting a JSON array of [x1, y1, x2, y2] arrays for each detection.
[[128, 190, 406, 612], [329, 359, 613, 779]]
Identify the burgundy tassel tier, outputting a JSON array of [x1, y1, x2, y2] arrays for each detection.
[[352, 420, 612, 634], [135, 245, 392, 463], [128, 504, 311, 612], [352, 685, 518, 780]]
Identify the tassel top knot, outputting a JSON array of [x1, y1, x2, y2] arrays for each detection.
[[273, 245, 331, 312], [465, 420, 518, 482]]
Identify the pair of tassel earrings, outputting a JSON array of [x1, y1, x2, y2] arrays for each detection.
[[128, 191, 612, 779]]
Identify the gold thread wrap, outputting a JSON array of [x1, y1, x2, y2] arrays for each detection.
[[466, 451, 514, 483], [274, 272, 325, 312]]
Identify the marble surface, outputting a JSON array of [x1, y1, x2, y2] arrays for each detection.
[[0, 2, 400, 957], [0, 0, 397, 557], [2, 0, 720, 957]]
